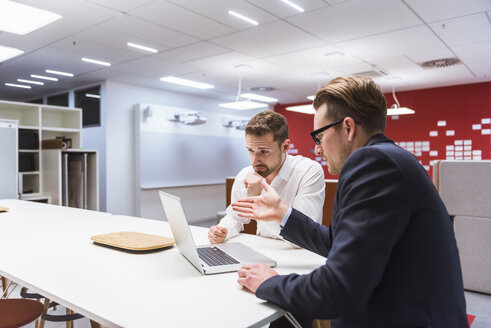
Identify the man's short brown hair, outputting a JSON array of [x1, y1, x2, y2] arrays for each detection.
[[313, 76, 387, 134], [245, 110, 289, 145]]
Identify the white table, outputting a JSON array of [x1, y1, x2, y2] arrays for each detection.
[[0, 200, 325, 328]]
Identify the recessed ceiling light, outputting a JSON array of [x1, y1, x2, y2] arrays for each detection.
[[5, 83, 31, 89], [31, 74, 58, 81], [286, 105, 315, 114], [306, 95, 315, 101], [280, 0, 304, 12], [46, 69, 74, 77], [160, 76, 214, 89], [85, 94, 100, 99], [0, 45, 24, 62], [387, 107, 415, 116], [240, 93, 278, 103], [127, 42, 158, 53], [81, 57, 111, 67], [17, 79, 44, 85], [228, 10, 258, 26], [219, 101, 268, 110], [0, 1, 61, 35]]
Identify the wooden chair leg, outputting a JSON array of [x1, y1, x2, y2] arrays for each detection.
[[37, 298, 50, 328], [66, 308, 73, 328], [90, 320, 102, 328]]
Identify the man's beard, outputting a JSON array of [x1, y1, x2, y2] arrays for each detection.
[[254, 155, 282, 178]]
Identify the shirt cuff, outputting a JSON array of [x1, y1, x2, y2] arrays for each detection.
[[280, 207, 292, 229]]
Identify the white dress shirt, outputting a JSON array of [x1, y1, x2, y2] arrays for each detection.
[[219, 154, 325, 240]]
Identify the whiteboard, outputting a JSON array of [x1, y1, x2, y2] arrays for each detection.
[[136, 103, 252, 188]]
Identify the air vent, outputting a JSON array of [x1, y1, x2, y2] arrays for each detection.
[[352, 69, 388, 78], [419, 57, 461, 69], [249, 86, 275, 92]]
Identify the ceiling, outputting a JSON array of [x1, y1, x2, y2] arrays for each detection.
[[0, 0, 490, 105]]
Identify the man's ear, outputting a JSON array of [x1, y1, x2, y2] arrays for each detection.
[[344, 117, 357, 142], [281, 139, 291, 153]]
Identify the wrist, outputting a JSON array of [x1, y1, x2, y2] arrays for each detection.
[[276, 202, 288, 223]]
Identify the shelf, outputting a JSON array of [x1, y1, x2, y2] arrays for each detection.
[[19, 149, 40, 153], [42, 127, 80, 132], [18, 125, 39, 130], [20, 171, 40, 175]]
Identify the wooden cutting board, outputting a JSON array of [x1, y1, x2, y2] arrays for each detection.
[[91, 231, 175, 252]]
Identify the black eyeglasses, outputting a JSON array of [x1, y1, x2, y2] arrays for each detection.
[[310, 118, 361, 145]]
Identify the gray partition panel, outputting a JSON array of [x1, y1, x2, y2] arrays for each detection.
[[139, 131, 250, 188], [439, 160, 491, 217], [0, 119, 18, 199]]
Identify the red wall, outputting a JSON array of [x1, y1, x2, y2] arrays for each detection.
[[275, 82, 491, 180]]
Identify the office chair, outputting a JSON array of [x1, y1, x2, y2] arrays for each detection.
[[0, 298, 44, 328]]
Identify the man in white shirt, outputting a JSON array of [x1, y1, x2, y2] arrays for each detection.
[[208, 110, 325, 243]]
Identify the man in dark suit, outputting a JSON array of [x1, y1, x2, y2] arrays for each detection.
[[232, 76, 468, 328]]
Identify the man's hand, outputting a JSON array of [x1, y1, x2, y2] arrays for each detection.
[[238, 263, 279, 293], [232, 180, 289, 223], [208, 225, 228, 244], [244, 172, 264, 197]]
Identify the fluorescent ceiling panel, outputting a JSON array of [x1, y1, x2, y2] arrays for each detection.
[[81, 57, 111, 66], [286, 104, 315, 114], [17, 79, 44, 85], [160, 76, 214, 89], [127, 42, 158, 53], [219, 101, 268, 110], [240, 93, 278, 103], [0, 45, 24, 62], [46, 69, 74, 77], [31, 74, 58, 81], [5, 83, 31, 89], [387, 107, 415, 115], [228, 10, 259, 26], [0, 1, 61, 35]]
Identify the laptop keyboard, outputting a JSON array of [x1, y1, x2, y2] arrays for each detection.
[[198, 246, 240, 267]]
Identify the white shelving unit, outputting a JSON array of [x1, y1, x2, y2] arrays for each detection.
[[0, 100, 99, 210]]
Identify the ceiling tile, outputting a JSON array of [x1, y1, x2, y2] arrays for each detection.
[[86, 0, 154, 12], [233, 0, 327, 19], [16, 0, 118, 36], [466, 60, 491, 78], [131, 0, 235, 39], [337, 26, 446, 61], [52, 36, 143, 63], [113, 57, 197, 78], [402, 65, 475, 87], [453, 40, 491, 64], [211, 21, 324, 57], [183, 51, 255, 72], [406, 48, 455, 63], [75, 26, 168, 54], [287, 0, 422, 43], [430, 13, 491, 47], [155, 42, 230, 63], [100, 15, 198, 48], [167, 0, 278, 29], [370, 55, 422, 76], [404, 0, 491, 22]]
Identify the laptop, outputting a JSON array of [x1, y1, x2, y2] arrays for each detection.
[[159, 191, 276, 275]]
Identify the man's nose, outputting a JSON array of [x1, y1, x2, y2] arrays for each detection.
[[314, 144, 323, 156]]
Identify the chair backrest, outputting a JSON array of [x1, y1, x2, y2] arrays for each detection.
[[225, 178, 337, 234], [434, 160, 491, 295]]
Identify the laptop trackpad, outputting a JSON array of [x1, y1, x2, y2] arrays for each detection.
[[216, 242, 276, 267]]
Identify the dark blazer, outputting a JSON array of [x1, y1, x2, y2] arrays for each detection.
[[256, 134, 468, 328]]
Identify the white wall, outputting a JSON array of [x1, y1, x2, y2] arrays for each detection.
[[104, 81, 264, 222]]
